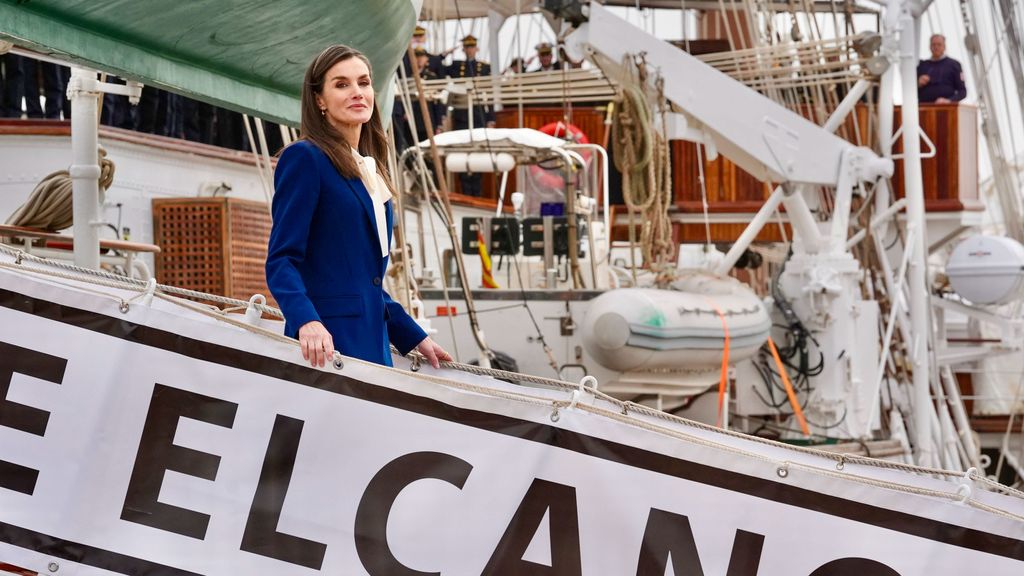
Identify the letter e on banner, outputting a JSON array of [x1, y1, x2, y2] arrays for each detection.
[[0, 341, 66, 495], [121, 384, 238, 539]]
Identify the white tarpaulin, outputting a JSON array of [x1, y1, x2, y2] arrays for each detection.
[[0, 257, 1023, 575]]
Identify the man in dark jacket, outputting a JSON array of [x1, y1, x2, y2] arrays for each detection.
[[917, 34, 967, 103]]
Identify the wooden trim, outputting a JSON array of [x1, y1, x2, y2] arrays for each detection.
[[924, 199, 986, 212], [970, 416, 1023, 434], [0, 224, 160, 253], [448, 192, 513, 213], [674, 201, 772, 213], [0, 119, 266, 167]]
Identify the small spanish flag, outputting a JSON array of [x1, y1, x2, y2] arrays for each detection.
[[478, 229, 500, 289]]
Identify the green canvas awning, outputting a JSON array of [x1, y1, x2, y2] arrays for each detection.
[[0, 0, 418, 126]]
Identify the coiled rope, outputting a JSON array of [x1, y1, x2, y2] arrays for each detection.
[[611, 65, 674, 280], [5, 148, 116, 231]]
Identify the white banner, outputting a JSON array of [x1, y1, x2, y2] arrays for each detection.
[[0, 265, 1022, 575]]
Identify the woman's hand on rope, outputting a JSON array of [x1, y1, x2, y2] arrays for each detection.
[[415, 336, 452, 369], [298, 321, 334, 368]]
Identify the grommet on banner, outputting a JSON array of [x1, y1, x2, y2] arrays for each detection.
[[119, 301, 130, 314], [141, 278, 158, 307], [776, 463, 790, 478], [48, 561, 59, 573], [244, 294, 266, 325], [836, 455, 846, 471], [15, 252, 23, 265], [410, 355, 422, 372], [332, 353, 344, 370], [550, 407, 561, 422]]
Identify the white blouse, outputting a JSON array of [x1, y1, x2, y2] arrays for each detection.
[[351, 148, 393, 258]]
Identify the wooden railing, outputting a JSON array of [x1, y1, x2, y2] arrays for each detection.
[[482, 104, 979, 242], [0, 119, 264, 167]]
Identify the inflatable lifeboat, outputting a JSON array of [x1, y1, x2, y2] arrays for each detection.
[[581, 274, 771, 395]]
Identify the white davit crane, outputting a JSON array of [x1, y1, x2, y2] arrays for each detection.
[[556, 1, 893, 264], [553, 1, 908, 442]]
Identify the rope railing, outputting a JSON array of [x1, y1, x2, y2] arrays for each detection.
[[2, 242, 1023, 517]]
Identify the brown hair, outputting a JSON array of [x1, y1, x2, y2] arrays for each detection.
[[296, 44, 394, 192]]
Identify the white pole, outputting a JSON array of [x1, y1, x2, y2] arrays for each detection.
[[68, 67, 102, 270], [716, 187, 785, 275], [897, 3, 935, 467], [941, 366, 982, 470], [781, 186, 823, 253], [822, 78, 872, 133], [488, 9, 505, 113], [875, 65, 896, 212]]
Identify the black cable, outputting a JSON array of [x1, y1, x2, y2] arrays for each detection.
[[497, 205, 560, 375], [732, 414, 850, 443]]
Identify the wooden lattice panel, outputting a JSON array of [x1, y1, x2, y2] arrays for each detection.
[[152, 199, 226, 297], [153, 198, 276, 308], [225, 199, 275, 305]]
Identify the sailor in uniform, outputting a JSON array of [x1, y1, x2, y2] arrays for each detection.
[[403, 25, 445, 78], [402, 47, 444, 146], [445, 34, 494, 197], [530, 42, 559, 72]]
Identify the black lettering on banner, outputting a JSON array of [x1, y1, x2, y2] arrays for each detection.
[[0, 341, 66, 495], [355, 451, 474, 576], [725, 530, 765, 576], [240, 415, 328, 570], [635, 510, 765, 576], [121, 384, 237, 539], [635, 508, 705, 576], [809, 558, 902, 576], [482, 478, 582, 576]]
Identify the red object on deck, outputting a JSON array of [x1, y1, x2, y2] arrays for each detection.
[[436, 306, 458, 317]]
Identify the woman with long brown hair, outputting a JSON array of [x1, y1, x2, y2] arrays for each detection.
[[266, 44, 450, 368]]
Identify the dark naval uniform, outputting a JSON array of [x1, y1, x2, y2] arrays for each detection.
[[446, 58, 494, 196], [395, 66, 444, 150], [446, 58, 494, 129], [413, 67, 443, 141], [402, 51, 444, 78], [917, 57, 967, 103]]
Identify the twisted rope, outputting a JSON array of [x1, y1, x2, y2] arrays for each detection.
[[5, 148, 116, 231], [2, 244, 1023, 509], [611, 69, 675, 279]]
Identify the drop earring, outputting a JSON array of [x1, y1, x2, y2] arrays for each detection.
[[320, 107, 326, 117]]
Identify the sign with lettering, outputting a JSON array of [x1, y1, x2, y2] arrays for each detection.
[[0, 266, 1023, 575]]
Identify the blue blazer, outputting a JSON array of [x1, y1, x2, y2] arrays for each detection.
[[265, 140, 426, 366]]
